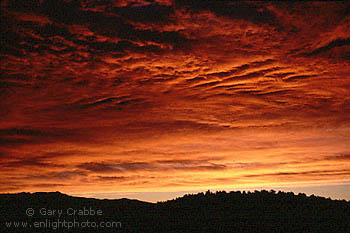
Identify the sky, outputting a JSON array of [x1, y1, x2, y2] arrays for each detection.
[[1, 0, 350, 202]]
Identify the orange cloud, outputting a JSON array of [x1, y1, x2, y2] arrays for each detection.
[[1, 1, 349, 199]]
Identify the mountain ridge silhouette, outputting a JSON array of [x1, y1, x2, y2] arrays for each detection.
[[1, 190, 349, 232]]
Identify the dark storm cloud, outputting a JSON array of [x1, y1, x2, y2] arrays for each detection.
[[80, 97, 145, 109], [219, 67, 280, 85], [305, 38, 350, 56], [284, 75, 317, 82], [76, 163, 109, 173], [77, 162, 154, 173], [0, 137, 33, 146], [174, 0, 277, 26], [205, 59, 276, 80], [255, 90, 291, 97], [120, 120, 232, 135], [94, 176, 128, 181], [0, 181, 29, 192], [193, 81, 220, 88], [0, 159, 61, 168], [33, 183, 66, 188], [0, 127, 61, 137], [156, 158, 217, 165], [324, 154, 350, 161], [0, 150, 78, 169], [265, 72, 296, 79], [31, 171, 87, 180], [77, 160, 227, 173], [6, 0, 42, 13], [3, 0, 192, 58], [245, 169, 350, 181], [73, 38, 162, 54], [5, 171, 87, 181], [112, 3, 174, 23], [0, 127, 82, 147], [79, 97, 129, 108], [6, 0, 82, 24]]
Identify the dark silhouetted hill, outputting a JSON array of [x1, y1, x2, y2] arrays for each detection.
[[1, 190, 349, 232]]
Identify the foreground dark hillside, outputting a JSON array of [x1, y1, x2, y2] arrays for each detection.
[[1, 190, 349, 232]]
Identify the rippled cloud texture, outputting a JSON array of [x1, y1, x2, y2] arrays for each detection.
[[1, 0, 350, 198]]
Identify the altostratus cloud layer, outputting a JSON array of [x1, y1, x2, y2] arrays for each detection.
[[1, 0, 350, 197]]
